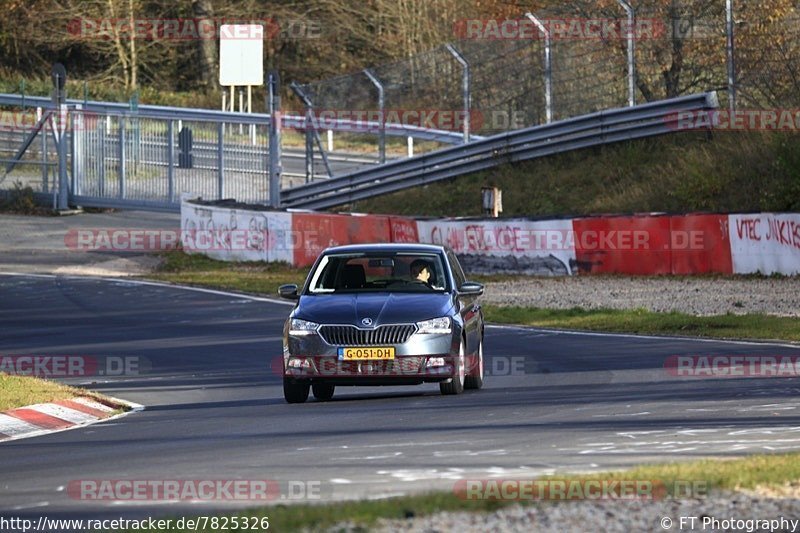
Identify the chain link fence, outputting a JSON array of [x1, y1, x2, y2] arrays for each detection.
[[1, 1, 798, 210], [297, 1, 799, 154]]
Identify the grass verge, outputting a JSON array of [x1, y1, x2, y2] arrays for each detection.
[[146, 250, 309, 296], [352, 132, 800, 217], [146, 251, 798, 342], [483, 305, 800, 342], [0, 374, 116, 412], [164, 452, 800, 532]]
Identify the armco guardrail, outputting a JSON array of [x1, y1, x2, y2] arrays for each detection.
[[0, 94, 475, 145], [281, 92, 720, 210]]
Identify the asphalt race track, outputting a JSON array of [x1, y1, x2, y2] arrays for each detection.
[[1, 273, 799, 521]]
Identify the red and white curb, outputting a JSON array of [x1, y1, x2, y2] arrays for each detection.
[[0, 396, 143, 443]]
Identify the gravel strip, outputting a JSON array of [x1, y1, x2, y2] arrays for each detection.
[[325, 491, 800, 532], [482, 276, 800, 317]]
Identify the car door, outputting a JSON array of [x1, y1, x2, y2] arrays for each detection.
[[446, 249, 480, 354]]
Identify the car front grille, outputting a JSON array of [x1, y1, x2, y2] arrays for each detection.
[[318, 324, 417, 346]]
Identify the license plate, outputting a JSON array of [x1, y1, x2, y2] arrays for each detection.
[[338, 347, 395, 360]]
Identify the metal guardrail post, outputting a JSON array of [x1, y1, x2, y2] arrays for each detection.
[[52, 65, 69, 210], [217, 121, 224, 199], [41, 110, 48, 193], [118, 116, 126, 199], [617, 0, 636, 107], [98, 117, 105, 197], [57, 119, 68, 207], [167, 120, 175, 203], [268, 70, 282, 207], [726, 0, 736, 112], [445, 44, 470, 143], [364, 69, 386, 163], [290, 82, 315, 182], [525, 13, 552, 123], [70, 108, 77, 195]]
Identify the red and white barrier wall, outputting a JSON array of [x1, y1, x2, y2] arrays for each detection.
[[180, 201, 419, 267], [728, 213, 800, 276], [181, 199, 800, 275]]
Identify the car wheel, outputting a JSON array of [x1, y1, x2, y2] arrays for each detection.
[[440, 338, 466, 395], [312, 383, 335, 401], [465, 334, 484, 390], [283, 377, 310, 404]]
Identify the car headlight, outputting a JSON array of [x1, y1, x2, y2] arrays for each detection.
[[416, 316, 452, 334], [289, 318, 319, 335]]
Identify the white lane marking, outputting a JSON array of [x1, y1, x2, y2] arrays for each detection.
[[0, 414, 43, 437], [486, 323, 800, 348], [376, 468, 466, 482], [433, 449, 510, 457], [10, 502, 49, 511], [5, 273, 797, 348], [591, 412, 651, 418], [330, 479, 352, 484], [569, 425, 800, 455], [0, 272, 296, 307], [28, 403, 98, 425], [297, 440, 471, 451], [365, 492, 407, 500]]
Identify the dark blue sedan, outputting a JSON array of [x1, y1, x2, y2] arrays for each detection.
[[277, 243, 485, 403]]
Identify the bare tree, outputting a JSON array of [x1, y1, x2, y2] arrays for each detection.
[[192, 0, 217, 89]]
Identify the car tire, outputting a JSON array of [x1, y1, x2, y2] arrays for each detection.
[[465, 334, 484, 390], [440, 338, 466, 395], [312, 383, 335, 401], [284, 378, 310, 404]]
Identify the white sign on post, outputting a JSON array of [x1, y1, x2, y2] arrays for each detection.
[[219, 24, 264, 86]]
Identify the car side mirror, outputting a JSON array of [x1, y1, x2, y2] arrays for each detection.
[[458, 281, 484, 296], [278, 284, 300, 300]]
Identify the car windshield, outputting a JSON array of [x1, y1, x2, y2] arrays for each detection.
[[306, 252, 449, 293]]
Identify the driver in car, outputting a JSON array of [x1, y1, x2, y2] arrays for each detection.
[[409, 259, 433, 287]]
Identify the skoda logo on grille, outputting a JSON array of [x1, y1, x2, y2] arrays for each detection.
[[361, 318, 373, 327]]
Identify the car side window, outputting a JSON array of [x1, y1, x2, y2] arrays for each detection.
[[446, 251, 467, 290]]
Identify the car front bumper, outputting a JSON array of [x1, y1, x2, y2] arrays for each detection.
[[283, 331, 460, 384]]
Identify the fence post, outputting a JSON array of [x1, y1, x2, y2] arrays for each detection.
[[525, 13, 552, 123], [118, 116, 126, 199], [364, 69, 386, 163], [70, 108, 78, 196], [617, 0, 636, 107], [290, 82, 315, 182], [39, 108, 48, 193], [726, 0, 736, 112], [167, 120, 175, 203], [445, 43, 470, 143], [268, 70, 282, 207], [217, 122, 224, 199], [52, 64, 69, 210], [98, 116, 105, 197]]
